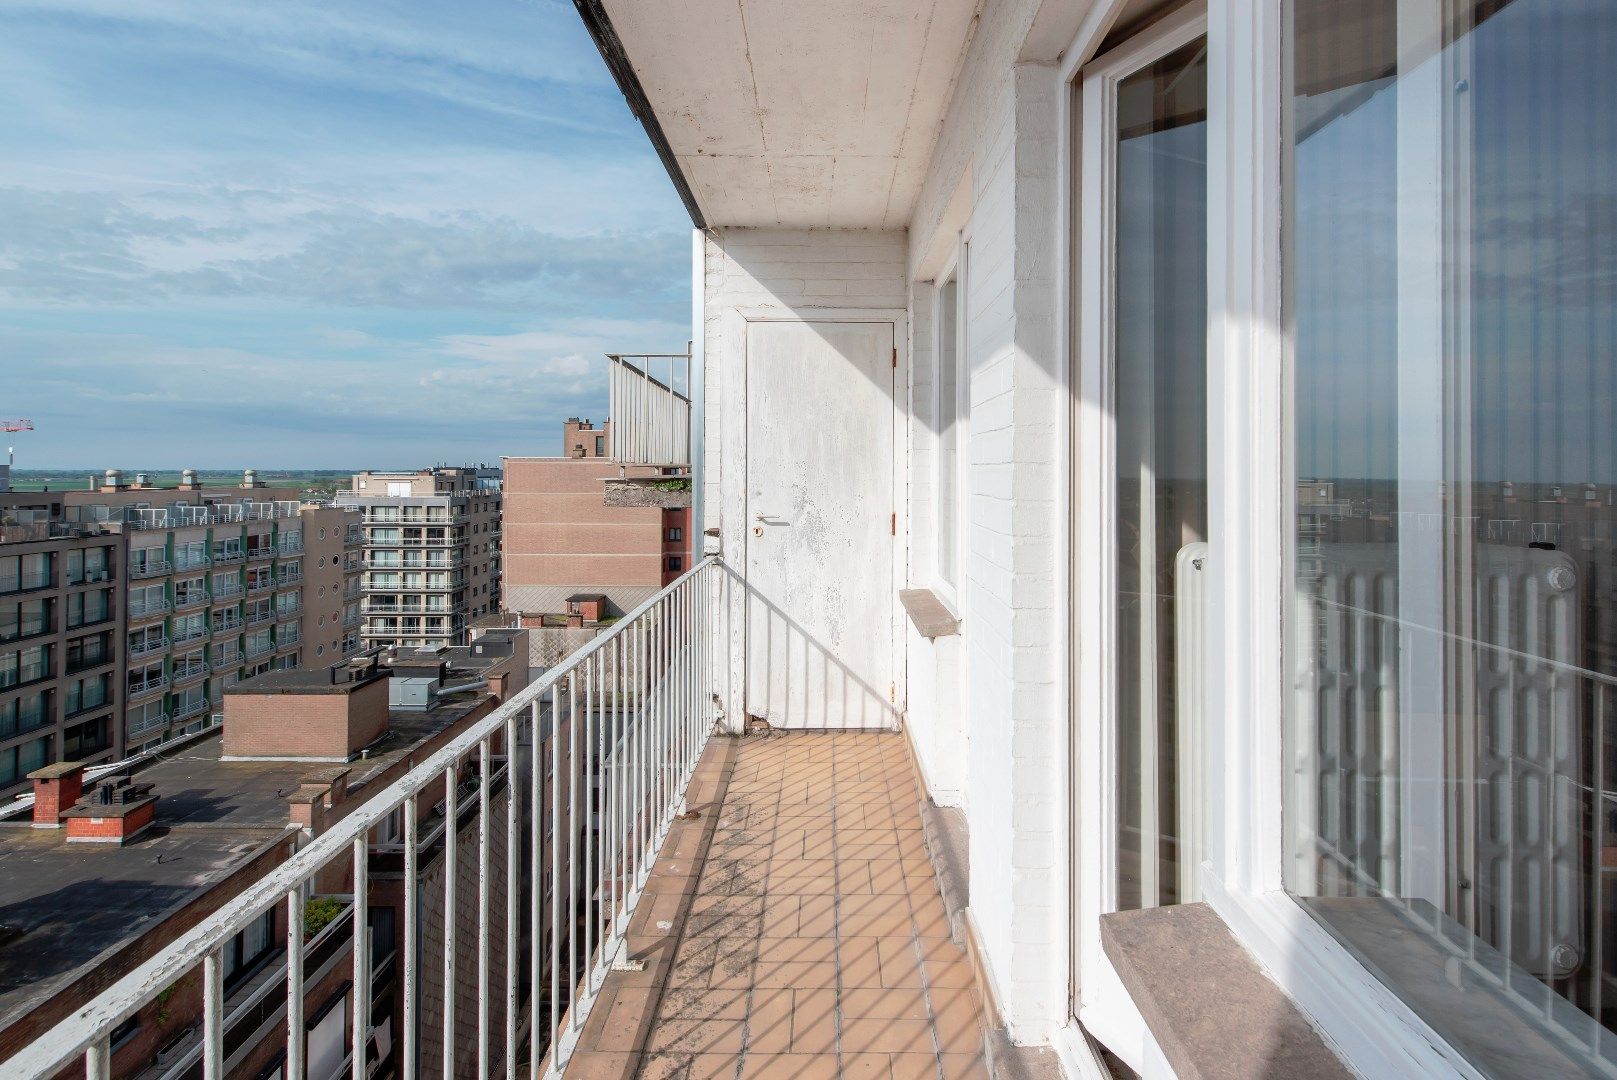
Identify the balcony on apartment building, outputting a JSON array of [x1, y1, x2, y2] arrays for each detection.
[[127, 635, 168, 661], [212, 545, 245, 564], [129, 557, 171, 580], [12, 561, 988, 1080], [364, 552, 465, 570], [126, 672, 168, 700], [172, 658, 208, 686], [245, 541, 276, 562], [127, 595, 169, 621]]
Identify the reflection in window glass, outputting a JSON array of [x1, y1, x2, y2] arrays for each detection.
[[1113, 37, 1207, 911], [1287, 1, 1617, 1072]]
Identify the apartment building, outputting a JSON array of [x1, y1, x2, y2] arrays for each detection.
[[0, 492, 123, 797], [337, 467, 502, 649], [63, 469, 362, 756], [503, 417, 691, 620]]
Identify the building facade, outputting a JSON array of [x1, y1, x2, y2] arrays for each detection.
[[338, 467, 502, 649], [0, 492, 124, 794], [503, 418, 691, 620]]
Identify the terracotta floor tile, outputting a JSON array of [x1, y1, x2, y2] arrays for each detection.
[[639, 1053, 741, 1080], [564, 1050, 640, 1080], [888, 1053, 943, 1080], [842, 1052, 894, 1079], [744, 987, 795, 1054], [877, 937, 923, 989], [937, 1052, 990, 1080], [838, 935, 884, 987], [646, 1017, 747, 1056], [753, 958, 837, 989], [789, 989, 839, 1054], [841, 986, 930, 1021], [841, 1018, 935, 1055], [737, 1053, 840, 1080]]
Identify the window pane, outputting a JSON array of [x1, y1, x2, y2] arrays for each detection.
[[1112, 37, 1208, 910], [1287, 0, 1617, 1072]]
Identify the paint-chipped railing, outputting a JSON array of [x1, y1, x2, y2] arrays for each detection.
[[606, 352, 691, 467], [8, 557, 730, 1080]]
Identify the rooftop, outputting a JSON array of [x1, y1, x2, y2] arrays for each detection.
[[0, 682, 502, 1048]]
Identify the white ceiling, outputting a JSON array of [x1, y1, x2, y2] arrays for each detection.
[[599, 0, 981, 229]]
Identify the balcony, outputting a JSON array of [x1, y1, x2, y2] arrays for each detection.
[[211, 652, 241, 672], [173, 556, 212, 574], [127, 635, 168, 660], [126, 673, 168, 699], [277, 569, 304, 586], [128, 597, 170, 621], [274, 635, 299, 652], [212, 618, 243, 635], [172, 625, 208, 647], [278, 538, 304, 556], [244, 639, 274, 660], [172, 696, 209, 722], [125, 711, 169, 740], [245, 545, 275, 562], [3, 560, 989, 1080], [211, 583, 243, 601], [246, 610, 274, 627], [174, 591, 210, 611], [172, 661, 208, 685], [606, 351, 693, 467], [129, 559, 171, 580], [275, 602, 301, 620], [212, 548, 245, 564], [247, 577, 274, 594]]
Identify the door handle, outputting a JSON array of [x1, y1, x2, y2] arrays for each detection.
[[753, 514, 789, 526]]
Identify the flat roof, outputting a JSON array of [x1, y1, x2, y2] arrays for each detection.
[[223, 666, 387, 695], [0, 686, 499, 1042]]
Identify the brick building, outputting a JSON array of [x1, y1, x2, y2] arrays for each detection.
[[502, 419, 691, 621]]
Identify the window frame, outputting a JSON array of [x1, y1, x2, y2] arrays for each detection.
[[932, 242, 967, 609], [1060, 2, 1483, 1076]]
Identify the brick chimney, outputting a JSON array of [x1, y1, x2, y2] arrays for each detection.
[[63, 794, 159, 845], [29, 761, 85, 828]]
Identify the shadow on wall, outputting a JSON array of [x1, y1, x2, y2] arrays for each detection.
[[722, 562, 898, 734]]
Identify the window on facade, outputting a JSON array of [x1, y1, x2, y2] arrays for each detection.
[[0, 691, 50, 740], [937, 270, 961, 591], [223, 909, 275, 989], [0, 644, 51, 689], [0, 552, 52, 594], [0, 598, 50, 642], [1285, 1, 1617, 1071], [67, 590, 110, 629], [666, 556, 683, 573], [0, 736, 50, 788], [667, 527, 683, 542]]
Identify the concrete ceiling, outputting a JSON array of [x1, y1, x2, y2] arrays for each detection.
[[592, 0, 981, 229]]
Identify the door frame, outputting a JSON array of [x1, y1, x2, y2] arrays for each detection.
[[718, 307, 909, 731], [1066, 4, 1208, 1067]]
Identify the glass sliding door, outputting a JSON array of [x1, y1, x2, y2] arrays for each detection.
[[1082, 17, 1209, 915], [1286, 0, 1617, 1072]]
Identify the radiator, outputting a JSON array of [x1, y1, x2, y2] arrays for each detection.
[[1289, 541, 1584, 981]]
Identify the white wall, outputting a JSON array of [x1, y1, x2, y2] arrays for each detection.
[[903, 0, 1075, 1044], [700, 227, 909, 729]]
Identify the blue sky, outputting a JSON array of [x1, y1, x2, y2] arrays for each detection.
[[0, 0, 692, 469]]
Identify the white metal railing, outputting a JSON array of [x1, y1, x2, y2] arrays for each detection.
[[608, 352, 691, 466], [6, 557, 728, 1080], [127, 673, 168, 697], [128, 636, 169, 660], [129, 597, 170, 619], [131, 559, 171, 580]]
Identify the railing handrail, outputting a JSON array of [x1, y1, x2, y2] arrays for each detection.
[[6, 555, 723, 1078]]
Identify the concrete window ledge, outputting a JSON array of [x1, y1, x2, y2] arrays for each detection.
[[1100, 903, 1354, 1080], [899, 588, 961, 639]]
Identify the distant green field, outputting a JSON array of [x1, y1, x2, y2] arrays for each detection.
[[7, 469, 355, 498]]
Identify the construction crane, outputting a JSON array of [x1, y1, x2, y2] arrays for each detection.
[[2, 419, 33, 473]]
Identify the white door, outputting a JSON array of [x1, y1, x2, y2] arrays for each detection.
[[744, 319, 898, 730]]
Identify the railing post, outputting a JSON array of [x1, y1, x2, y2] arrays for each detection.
[[478, 740, 492, 1080], [352, 836, 369, 1080], [443, 764, 457, 1080], [403, 795, 418, 1080], [287, 888, 305, 1080]]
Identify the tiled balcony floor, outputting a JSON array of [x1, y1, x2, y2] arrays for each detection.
[[569, 732, 989, 1080]]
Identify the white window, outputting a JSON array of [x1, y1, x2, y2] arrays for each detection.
[[1279, 0, 1617, 1070]]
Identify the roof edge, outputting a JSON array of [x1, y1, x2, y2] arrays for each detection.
[[573, 0, 708, 230]]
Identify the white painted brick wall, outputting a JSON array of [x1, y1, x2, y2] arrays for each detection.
[[903, 0, 1068, 1043]]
